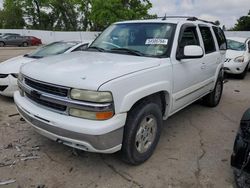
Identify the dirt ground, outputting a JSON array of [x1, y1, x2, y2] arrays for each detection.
[[1, 48, 249, 188]]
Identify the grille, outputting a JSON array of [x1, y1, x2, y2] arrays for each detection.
[[0, 74, 8, 78], [26, 92, 67, 112], [0, 85, 8, 91], [25, 77, 68, 97], [225, 58, 232, 63]]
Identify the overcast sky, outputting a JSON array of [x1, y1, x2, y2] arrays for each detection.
[[0, 0, 249, 29]]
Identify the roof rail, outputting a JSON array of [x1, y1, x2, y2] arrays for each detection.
[[155, 15, 217, 25]]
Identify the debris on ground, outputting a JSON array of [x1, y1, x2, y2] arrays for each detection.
[[8, 113, 20, 117], [0, 179, 16, 186], [36, 184, 45, 188], [20, 117, 25, 122], [4, 143, 13, 149], [21, 156, 40, 161]]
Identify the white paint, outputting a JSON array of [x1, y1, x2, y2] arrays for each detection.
[[0, 29, 100, 44]]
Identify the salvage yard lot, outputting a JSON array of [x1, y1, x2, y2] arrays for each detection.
[[0, 48, 250, 188]]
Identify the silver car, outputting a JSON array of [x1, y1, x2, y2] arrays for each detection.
[[0, 35, 30, 47]]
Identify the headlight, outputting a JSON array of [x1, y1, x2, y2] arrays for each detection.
[[69, 108, 114, 120], [70, 89, 114, 120], [70, 89, 113, 103], [234, 56, 244, 63]]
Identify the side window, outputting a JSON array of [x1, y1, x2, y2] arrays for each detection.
[[177, 26, 200, 58], [72, 44, 89, 52], [212, 26, 227, 50], [199, 26, 216, 54]]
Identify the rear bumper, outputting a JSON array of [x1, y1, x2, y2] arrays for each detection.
[[0, 75, 18, 97], [14, 92, 127, 153]]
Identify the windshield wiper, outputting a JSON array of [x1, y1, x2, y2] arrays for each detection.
[[87, 46, 105, 52], [110, 48, 143, 56], [24, 54, 43, 59]]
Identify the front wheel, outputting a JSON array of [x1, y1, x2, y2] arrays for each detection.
[[0, 42, 5, 47], [203, 72, 223, 107], [121, 101, 162, 165]]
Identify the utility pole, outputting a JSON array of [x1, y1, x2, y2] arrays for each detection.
[[33, 0, 41, 29]]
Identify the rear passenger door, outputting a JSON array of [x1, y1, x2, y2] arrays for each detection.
[[198, 26, 222, 83], [171, 24, 207, 113]]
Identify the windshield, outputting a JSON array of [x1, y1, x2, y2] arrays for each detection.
[[27, 42, 78, 58], [90, 23, 176, 57], [227, 39, 246, 51]]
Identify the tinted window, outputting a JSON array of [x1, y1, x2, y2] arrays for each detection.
[[177, 26, 200, 58], [212, 27, 227, 50], [199, 26, 216, 54]]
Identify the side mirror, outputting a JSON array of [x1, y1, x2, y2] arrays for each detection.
[[183, 45, 204, 59]]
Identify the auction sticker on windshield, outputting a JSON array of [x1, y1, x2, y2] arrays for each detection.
[[145, 39, 168, 45]]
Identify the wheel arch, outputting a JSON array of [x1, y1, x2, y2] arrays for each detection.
[[122, 90, 171, 119]]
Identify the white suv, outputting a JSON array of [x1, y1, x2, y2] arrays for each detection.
[[14, 17, 226, 165]]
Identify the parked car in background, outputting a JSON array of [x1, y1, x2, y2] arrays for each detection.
[[0, 33, 21, 38], [14, 17, 226, 165], [25, 36, 42, 46], [0, 35, 30, 47], [224, 37, 250, 79], [0, 41, 90, 97]]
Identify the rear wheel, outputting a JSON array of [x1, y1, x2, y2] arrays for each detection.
[[121, 99, 163, 165], [22, 42, 28, 47], [0, 42, 5, 47], [203, 71, 223, 107]]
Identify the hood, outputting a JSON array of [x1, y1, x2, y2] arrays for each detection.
[[226, 49, 244, 59], [0, 55, 36, 74], [21, 51, 162, 90]]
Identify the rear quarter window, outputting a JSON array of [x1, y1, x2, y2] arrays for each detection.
[[199, 26, 216, 54], [212, 26, 227, 50]]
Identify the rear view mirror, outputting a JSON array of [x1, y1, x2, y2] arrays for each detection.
[[183, 45, 204, 59]]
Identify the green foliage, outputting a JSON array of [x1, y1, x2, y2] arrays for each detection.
[[232, 10, 250, 31], [0, 0, 154, 31], [90, 0, 154, 31], [1, 0, 25, 29]]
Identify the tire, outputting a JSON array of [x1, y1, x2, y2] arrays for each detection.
[[22, 42, 28, 47], [203, 71, 223, 107], [238, 64, 248, 79], [0, 42, 5, 47], [233, 169, 250, 188], [121, 99, 163, 165]]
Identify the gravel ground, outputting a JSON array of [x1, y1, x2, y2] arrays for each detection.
[[1, 48, 249, 188]]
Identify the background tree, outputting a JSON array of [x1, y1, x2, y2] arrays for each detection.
[[0, 0, 155, 31], [90, 0, 154, 31], [1, 0, 25, 29], [232, 10, 250, 31]]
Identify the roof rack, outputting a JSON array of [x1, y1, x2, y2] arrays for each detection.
[[156, 15, 217, 25]]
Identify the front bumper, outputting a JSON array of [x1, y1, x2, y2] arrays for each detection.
[[14, 92, 127, 153], [224, 61, 249, 74], [0, 74, 18, 97]]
